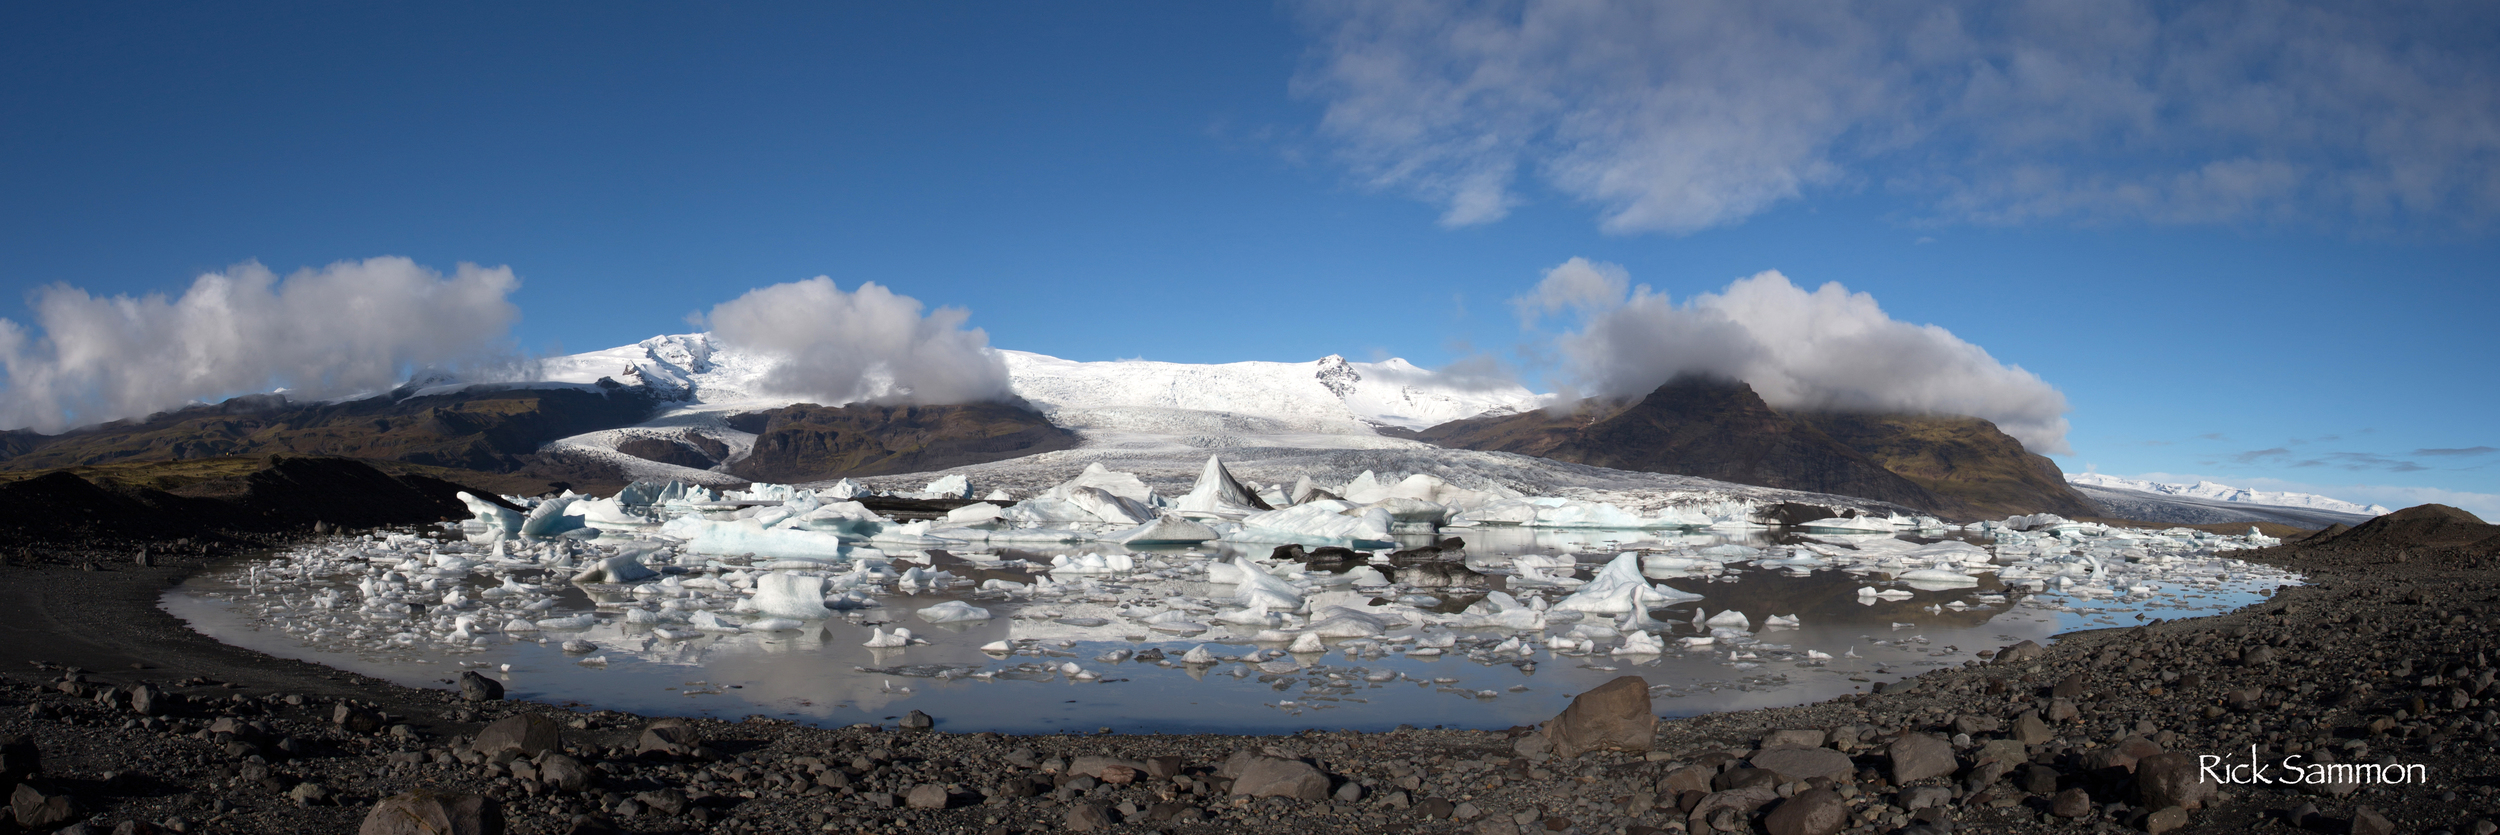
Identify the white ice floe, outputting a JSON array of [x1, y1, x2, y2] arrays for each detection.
[[916, 601, 993, 623], [749, 572, 833, 620]]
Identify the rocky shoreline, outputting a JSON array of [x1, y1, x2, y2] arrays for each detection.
[[3, 511, 2497, 835]]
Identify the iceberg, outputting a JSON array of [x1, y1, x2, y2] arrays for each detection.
[[863, 627, 914, 648], [750, 573, 833, 620], [1065, 487, 1155, 526], [1615, 632, 1665, 655], [999, 497, 1101, 525], [921, 474, 972, 500], [1554, 552, 1701, 614], [457, 492, 523, 537], [1114, 514, 1221, 546], [571, 554, 659, 585], [1796, 516, 1895, 534], [1224, 556, 1304, 611], [660, 516, 855, 559], [942, 502, 1005, 526], [1174, 454, 1271, 517], [1230, 501, 1396, 548], [916, 600, 992, 623], [1046, 462, 1157, 505], [520, 496, 589, 538]]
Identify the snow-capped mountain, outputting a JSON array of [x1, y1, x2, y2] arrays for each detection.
[[516, 334, 1553, 482], [999, 350, 1547, 447], [530, 334, 1545, 443], [2066, 473, 2390, 517]]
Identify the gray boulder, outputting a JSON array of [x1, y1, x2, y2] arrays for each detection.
[[357, 789, 503, 835], [1539, 675, 1655, 758]]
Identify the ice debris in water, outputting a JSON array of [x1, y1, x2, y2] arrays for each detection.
[[174, 472, 2301, 725]]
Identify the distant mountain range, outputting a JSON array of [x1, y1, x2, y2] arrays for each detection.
[[2066, 473, 2388, 519], [0, 333, 2110, 521]]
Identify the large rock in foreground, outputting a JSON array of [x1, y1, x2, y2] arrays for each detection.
[[1538, 675, 1656, 758], [359, 789, 503, 835]]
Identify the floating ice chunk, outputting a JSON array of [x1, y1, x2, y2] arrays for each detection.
[[1898, 568, 1979, 588], [1806, 649, 1832, 660], [1288, 632, 1326, 653], [1762, 614, 1801, 629], [1615, 632, 1665, 655], [1678, 636, 1715, 648], [742, 617, 803, 632], [1302, 613, 1387, 638], [863, 627, 913, 648], [535, 614, 597, 631], [1704, 610, 1751, 630], [1115, 514, 1221, 546], [502, 618, 540, 633], [916, 600, 993, 623], [520, 496, 589, 538], [1049, 553, 1136, 574], [690, 611, 745, 633], [1182, 645, 1217, 665], [1230, 502, 1396, 548], [1046, 462, 1158, 505], [1175, 454, 1271, 517], [456, 492, 524, 537], [1065, 487, 1156, 526], [1555, 552, 1701, 614], [921, 474, 972, 500], [1207, 599, 1270, 624], [979, 640, 1012, 654], [1406, 646, 1443, 657], [999, 497, 1101, 525], [749, 573, 833, 620], [571, 554, 658, 585], [943, 502, 1005, 526], [652, 627, 699, 641], [1226, 557, 1304, 611], [1796, 516, 1895, 533]]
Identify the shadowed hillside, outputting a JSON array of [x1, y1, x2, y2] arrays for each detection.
[[1414, 377, 2098, 521], [1790, 411, 2099, 520], [725, 401, 1080, 484], [1415, 377, 1945, 512], [0, 383, 662, 477]]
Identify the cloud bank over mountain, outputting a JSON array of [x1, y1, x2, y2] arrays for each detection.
[[1518, 258, 2073, 453], [0, 257, 521, 432], [702, 277, 1014, 407]]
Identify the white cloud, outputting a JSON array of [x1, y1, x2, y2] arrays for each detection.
[[1294, 0, 2500, 233], [1520, 258, 2072, 452], [0, 257, 522, 432], [2127, 471, 2500, 521], [702, 277, 1013, 407]]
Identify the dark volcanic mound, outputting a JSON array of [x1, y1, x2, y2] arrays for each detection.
[[0, 455, 505, 554], [2321, 503, 2495, 549], [1414, 377, 1943, 514], [726, 400, 1079, 483], [0, 384, 662, 477]]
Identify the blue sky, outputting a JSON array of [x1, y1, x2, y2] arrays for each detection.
[[3, 2, 2495, 515]]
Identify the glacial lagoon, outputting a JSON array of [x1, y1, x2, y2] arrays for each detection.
[[162, 523, 2296, 734]]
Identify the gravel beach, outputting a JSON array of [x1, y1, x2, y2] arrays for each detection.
[[3, 506, 2495, 835]]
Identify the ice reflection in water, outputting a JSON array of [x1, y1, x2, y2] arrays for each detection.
[[162, 526, 2296, 734]]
